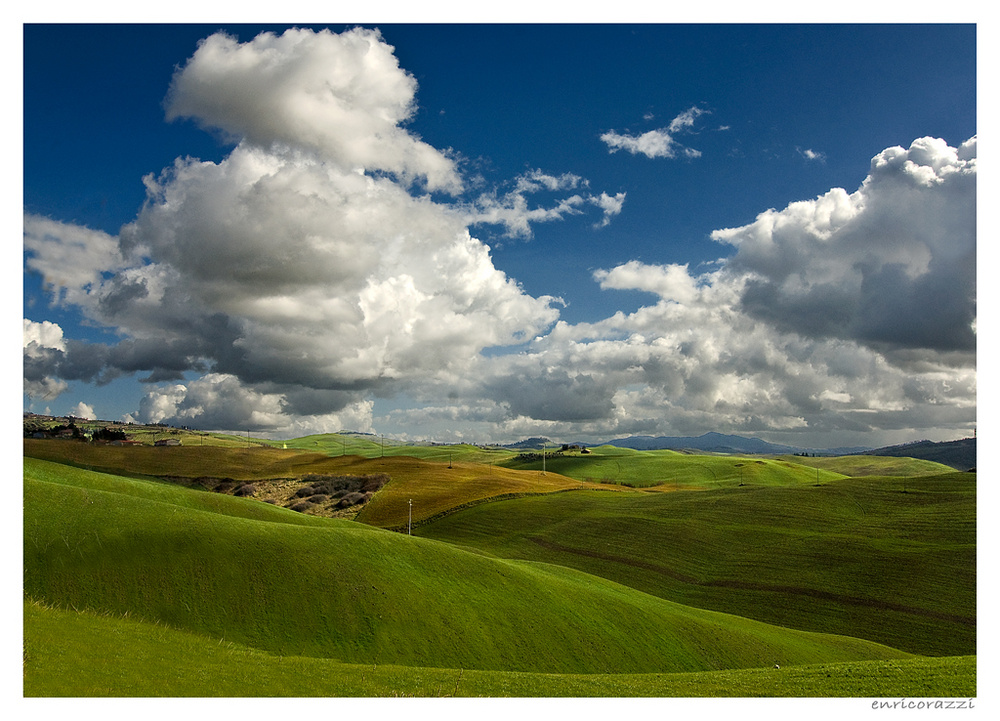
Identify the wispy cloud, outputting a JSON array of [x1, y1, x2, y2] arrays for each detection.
[[463, 169, 621, 238], [601, 106, 709, 159], [798, 147, 827, 162], [590, 192, 627, 228]]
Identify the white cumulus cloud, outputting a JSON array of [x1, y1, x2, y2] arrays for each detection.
[[713, 136, 976, 358], [165, 27, 462, 193], [26, 27, 613, 433], [22, 26, 976, 446], [23, 215, 126, 307], [134, 373, 375, 437], [398, 137, 976, 446], [71, 401, 96, 420]]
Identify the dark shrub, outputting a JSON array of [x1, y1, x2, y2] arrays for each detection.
[[294, 486, 316, 498], [308, 494, 329, 504], [338, 491, 366, 508], [288, 500, 313, 513], [300, 473, 388, 495], [360, 474, 389, 492], [234, 483, 256, 497], [93, 427, 128, 442]]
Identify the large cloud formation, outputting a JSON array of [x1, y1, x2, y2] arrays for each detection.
[[165, 28, 462, 193], [385, 137, 977, 446], [714, 136, 976, 360], [23, 27, 975, 445], [22, 27, 607, 435]]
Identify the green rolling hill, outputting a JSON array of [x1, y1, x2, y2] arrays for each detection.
[[26, 458, 913, 679], [22, 430, 976, 697], [24, 599, 975, 697], [416, 473, 976, 657], [500, 445, 849, 488]]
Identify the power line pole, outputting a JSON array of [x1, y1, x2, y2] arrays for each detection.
[[408, 499, 412, 536]]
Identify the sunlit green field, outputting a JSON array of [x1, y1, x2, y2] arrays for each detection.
[[417, 472, 975, 657], [23, 433, 975, 697], [501, 445, 847, 488], [24, 600, 974, 697]]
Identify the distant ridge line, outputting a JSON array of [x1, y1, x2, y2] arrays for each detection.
[[597, 432, 869, 456], [850, 437, 976, 472]]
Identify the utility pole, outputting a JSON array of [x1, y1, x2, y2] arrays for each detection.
[[542, 443, 546, 475], [408, 499, 412, 535]]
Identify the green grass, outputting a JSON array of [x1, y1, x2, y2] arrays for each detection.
[[23, 441, 976, 697], [417, 473, 976, 657], [25, 459, 913, 681], [283, 433, 518, 464], [775, 454, 959, 477], [24, 600, 974, 697], [501, 445, 847, 488], [22, 457, 335, 527], [25, 438, 326, 480], [24, 440, 590, 526]]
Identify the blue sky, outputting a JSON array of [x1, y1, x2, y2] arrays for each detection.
[[22, 21, 978, 447]]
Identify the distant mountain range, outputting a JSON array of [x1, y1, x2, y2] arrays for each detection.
[[600, 432, 869, 456], [593, 432, 975, 471], [853, 437, 976, 472]]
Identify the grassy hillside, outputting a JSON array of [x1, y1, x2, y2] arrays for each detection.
[[353, 457, 604, 529], [501, 445, 847, 488], [775, 454, 959, 478], [285, 433, 517, 465], [25, 458, 913, 678], [24, 440, 592, 525], [860, 437, 976, 472], [24, 438, 331, 480], [24, 600, 975, 697], [417, 473, 976, 657]]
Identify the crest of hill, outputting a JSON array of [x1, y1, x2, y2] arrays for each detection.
[[601, 432, 869, 456], [855, 437, 976, 471], [501, 437, 554, 450]]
